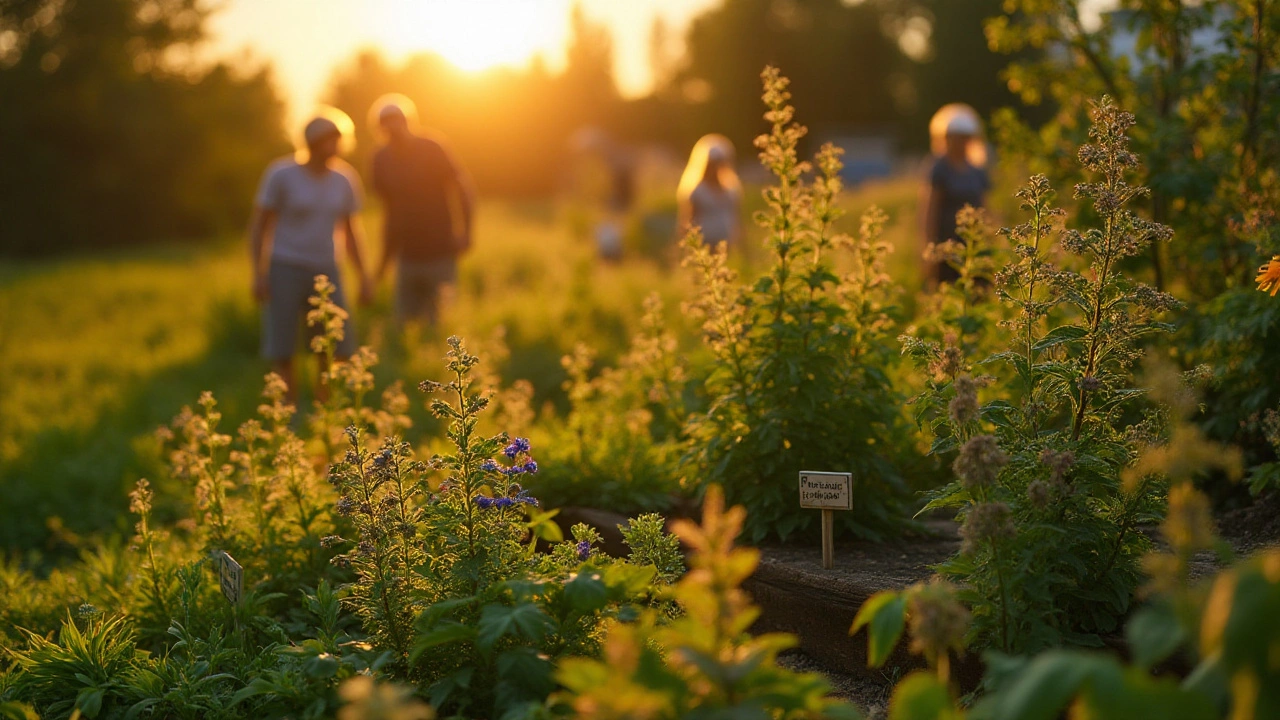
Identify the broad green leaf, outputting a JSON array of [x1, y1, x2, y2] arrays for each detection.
[[889, 672, 960, 720], [563, 572, 609, 614], [850, 591, 907, 668], [476, 602, 554, 653], [1125, 602, 1185, 670], [410, 621, 476, 661], [602, 562, 658, 599], [969, 651, 1116, 720]]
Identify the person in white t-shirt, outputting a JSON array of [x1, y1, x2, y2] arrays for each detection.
[[247, 109, 372, 401], [677, 134, 742, 250]]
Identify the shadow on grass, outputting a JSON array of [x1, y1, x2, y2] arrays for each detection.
[[0, 298, 264, 560]]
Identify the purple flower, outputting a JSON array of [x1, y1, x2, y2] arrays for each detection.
[[481, 459, 500, 473], [475, 496, 495, 509], [504, 437, 532, 458], [576, 539, 591, 561], [522, 460, 538, 474]]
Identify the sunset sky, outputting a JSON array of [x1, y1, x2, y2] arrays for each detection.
[[208, 0, 720, 119]]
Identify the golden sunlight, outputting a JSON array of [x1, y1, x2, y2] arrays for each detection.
[[372, 0, 570, 72]]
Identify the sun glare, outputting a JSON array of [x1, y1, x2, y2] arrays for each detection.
[[373, 0, 570, 73]]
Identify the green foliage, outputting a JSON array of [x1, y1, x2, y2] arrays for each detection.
[[1, 288, 688, 719], [903, 97, 1187, 653], [683, 67, 910, 543], [988, 0, 1280, 451], [529, 294, 689, 515], [555, 486, 862, 719], [0, 0, 288, 255]]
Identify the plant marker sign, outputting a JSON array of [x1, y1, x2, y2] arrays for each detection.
[[799, 471, 852, 569], [218, 550, 243, 605]]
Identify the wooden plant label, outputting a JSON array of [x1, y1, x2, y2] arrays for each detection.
[[799, 471, 852, 510], [217, 550, 243, 605], [799, 471, 852, 569]]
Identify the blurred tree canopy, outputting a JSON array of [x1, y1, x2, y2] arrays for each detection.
[[0, 0, 1026, 253], [0, 0, 288, 256], [326, 6, 623, 197]]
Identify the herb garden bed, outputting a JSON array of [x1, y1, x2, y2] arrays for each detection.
[[743, 520, 987, 688]]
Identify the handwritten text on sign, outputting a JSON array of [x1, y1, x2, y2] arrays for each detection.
[[798, 471, 852, 510]]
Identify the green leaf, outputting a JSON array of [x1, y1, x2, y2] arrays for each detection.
[[889, 672, 959, 720], [563, 572, 609, 615], [601, 563, 658, 599], [75, 688, 104, 719], [230, 678, 280, 706], [411, 621, 477, 661], [1033, 325, 1088, 351], [476, 602, 554, 653], [850, 591, 907, 668], [1125, 602, 1185, 670], [969, 651, 1116, 720]]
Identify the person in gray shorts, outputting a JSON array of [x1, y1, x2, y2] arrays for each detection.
[[247, 109, 372, 400], [369, 94, 474, 326]]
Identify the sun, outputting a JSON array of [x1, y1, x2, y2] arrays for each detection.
[[373, 0, 570, 72]]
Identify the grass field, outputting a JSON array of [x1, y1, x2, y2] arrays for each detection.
[[0, 179, 924, 558]]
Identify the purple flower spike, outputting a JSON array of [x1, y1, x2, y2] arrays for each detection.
[[576, 540, 591, 561]]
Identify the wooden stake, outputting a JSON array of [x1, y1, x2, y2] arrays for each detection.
[[821, 508, 833, 569]]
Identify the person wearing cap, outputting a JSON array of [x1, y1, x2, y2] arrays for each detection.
[[247, 109, 372, 400], [923, 105, 990, 286], [368, 94, 475, 326], [677, 134, 742, 250]]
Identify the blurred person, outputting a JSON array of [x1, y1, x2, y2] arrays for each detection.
[[248, 108, 371, 401], [922, 104, 990, 286], [677, 134, 743, 250], [370, 94, 475, 326], [569, 127, 636, 261]]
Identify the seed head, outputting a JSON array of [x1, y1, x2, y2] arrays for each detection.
[[960, 502, 1015, 553], [948, 374, 980, 424], [906, 580, 970, 663], [953, 435, 1008, 490]]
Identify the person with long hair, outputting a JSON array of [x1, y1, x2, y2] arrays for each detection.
[[922, 104, 990, 286], [248, 107, 371, 401], [369, 93, 475, 326], [677, 134, 742, 250]]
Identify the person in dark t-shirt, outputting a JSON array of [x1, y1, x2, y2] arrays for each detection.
[[924, 108, 990, 286], [370, 94, 475, 326]]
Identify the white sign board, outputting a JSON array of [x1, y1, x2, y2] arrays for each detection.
[[799, 471, 852, 510], [218, 551, 243, 605]]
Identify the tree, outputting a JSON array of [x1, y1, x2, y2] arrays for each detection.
[[0, 0, 288, 255]]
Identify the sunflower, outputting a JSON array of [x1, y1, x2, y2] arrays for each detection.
[[1258, 256, 1280, 296]]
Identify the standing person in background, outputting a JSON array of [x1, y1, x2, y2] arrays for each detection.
[[248, 108, 371, 402], [677, 134, 743, 251], [369, 94, 475, 327], [922, 104, 990, 286]]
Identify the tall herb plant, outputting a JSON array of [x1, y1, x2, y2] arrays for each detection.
[[904, 97, 1182, 652], [683, 67, 908, 543]]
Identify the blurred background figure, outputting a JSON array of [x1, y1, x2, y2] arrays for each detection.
[[677, 134, 742, 251], [922, 103, 990, 286], [570, 126, 637, 261], [370, 93, 475, 327], [249, 107, 370, 401]]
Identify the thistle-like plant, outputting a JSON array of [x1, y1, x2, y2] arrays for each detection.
[[904, 97, 1183, 652]]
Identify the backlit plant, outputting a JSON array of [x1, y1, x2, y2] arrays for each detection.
[[681, 66, 909, 543], [903, 97, 1182, 652]]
